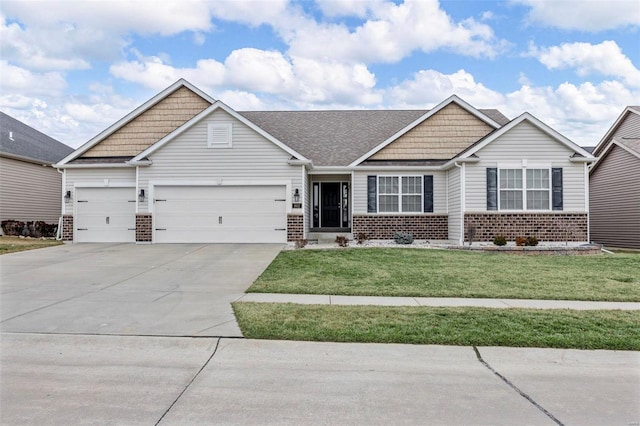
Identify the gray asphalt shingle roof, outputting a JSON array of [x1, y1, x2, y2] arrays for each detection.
[[0, 111, 73, 164], [240, 109, 509, 166]]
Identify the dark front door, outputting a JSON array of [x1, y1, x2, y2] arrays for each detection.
[[321, 182, 341, 227]]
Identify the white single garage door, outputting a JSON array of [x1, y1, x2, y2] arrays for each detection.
[[153, 185, 287, 243], [75, 187, 136, 243]]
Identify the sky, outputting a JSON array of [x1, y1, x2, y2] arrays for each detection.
[[1, 0, 639, 149]]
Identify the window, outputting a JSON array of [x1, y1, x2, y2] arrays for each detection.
[[377, 176, 422, 213], [497, 168, 550, 210], [207, 123, 232, 148]]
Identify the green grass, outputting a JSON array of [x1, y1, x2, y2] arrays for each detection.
[[233, 302, 640, 350], [248, 248, 640, 301], [0, 236, 63, 254]]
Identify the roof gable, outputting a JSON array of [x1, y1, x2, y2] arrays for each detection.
[[0, 111, 73, 164], [349, 95, 502, 166], [131, 101, 308, 163], [368, 102, 496, 161], [57, 79, 214, 166], [458, 112, 594, 160], [592, 106, 640, 156], [590, 137, 640, 174]]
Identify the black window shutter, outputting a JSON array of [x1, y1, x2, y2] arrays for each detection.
[[423, 175, 434, 213], [367, 175, 377, 213], [552, 168, 563, 211], [486, 168, 498, 211]]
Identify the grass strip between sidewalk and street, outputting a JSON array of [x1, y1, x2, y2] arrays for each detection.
[[232, 302, 640, 350], [0, 236, 63, 255], [248, 248, 640, 301]]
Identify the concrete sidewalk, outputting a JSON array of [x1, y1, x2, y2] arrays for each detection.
[[238, 293, 640, 310]]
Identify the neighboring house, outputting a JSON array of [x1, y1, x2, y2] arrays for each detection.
[[0, 112, 74, 227], [589, 106, 640, 249], [55, 79, 594, 244]]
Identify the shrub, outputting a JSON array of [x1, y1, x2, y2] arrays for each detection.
[[393, 232, 414, 245], [515, 236, 526, 246], [466, 224, 476, 246], [525, 236, 539, 246], [295, 239, 308, 249], [335, 235, 349, 247], [356, 232, 368, 245], [493, 235, 507, 246]]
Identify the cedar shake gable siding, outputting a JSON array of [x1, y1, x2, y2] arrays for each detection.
[[81, 86, 211, 158], [371, 103, 495, 160]]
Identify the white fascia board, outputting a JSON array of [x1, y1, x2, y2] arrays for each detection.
[[57, 163, 135, 169], [459, 112, 595, 160], [56, 79, 215, 166], [348, 95, 502, 167], [592, 107, 640, 156], [132, 101, 310, 162]]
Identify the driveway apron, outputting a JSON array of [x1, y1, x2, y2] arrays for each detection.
[[0, 243, 282, 336]]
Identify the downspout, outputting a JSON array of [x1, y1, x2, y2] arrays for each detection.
[[454, 161, 464, 245], [584, 162, 590, 243], [56, 168, 65, 240]]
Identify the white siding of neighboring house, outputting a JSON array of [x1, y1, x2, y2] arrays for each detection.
[[0, 157, 63, 223], [352, 169, 447, 214], [464, 121, 587, 212], [138, 108, 302, 214], [62, 167, 136, 215], [447, 166, 461, 242]]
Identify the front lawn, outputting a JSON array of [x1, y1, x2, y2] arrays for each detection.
[[0, 236, 63, 255], [248, 248, 640, 301], [233, 302, 640, 350]]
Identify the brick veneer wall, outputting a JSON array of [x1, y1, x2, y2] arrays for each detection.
[[464, 213, 588, 242], [352, 214, 448, 240], [136, 214, 152, 242], [287, 214, 304, 241], [62, 215, 73, 241]]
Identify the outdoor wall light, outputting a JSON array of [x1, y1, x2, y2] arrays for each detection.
[[64, 190, 71, 201], [293, 188, 300, 203], [138, 189, 145, 202]]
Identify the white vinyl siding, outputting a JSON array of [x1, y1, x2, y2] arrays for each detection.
[[447, 167, 461, 242], [138, 108, 301, 213], [0, 157, 63, 223], [465, 121, 586, 212], [352, 170, 446, 214], [63, 168, 136, 215]]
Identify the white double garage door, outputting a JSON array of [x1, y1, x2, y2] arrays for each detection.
[[75, 185, 287, 243]]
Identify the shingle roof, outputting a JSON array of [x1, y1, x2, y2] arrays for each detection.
[[0, 111, 73, 164], [240, 109, 509, 166]]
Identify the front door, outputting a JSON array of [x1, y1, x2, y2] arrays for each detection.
[[320, 182, 341, 227]]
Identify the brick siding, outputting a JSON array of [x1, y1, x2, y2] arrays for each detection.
[[136, 214, 152, 242], [464, 213, 588, 242], [352, 214, 448, 240], [62, 215, 73, 241], [287, 214, 304, 241]]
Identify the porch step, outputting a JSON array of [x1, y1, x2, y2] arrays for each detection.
[[307, 232, 353, 244]]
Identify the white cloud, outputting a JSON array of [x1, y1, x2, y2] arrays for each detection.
[[315, 0, 383, 18], [514, 0, 640, 31], [386, 69, 504, 108], [529, 41, 640, 87], [285, 0, 509, 62], [0, 61, 67, 96]]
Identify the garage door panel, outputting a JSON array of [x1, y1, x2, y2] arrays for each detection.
[[153, 185, 287, 243], [75, 188, 136, 243]]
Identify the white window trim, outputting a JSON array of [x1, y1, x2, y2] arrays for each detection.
[[497, 167, 552, 212], [377, 175, 423, 214], [207, 122, 232, 148]]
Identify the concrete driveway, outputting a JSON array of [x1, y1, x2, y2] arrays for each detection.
[[1, 243, 282, 336], [1, 244, 639, 425]]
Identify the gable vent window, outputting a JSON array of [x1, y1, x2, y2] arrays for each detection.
[[207, 123, 232, 148]]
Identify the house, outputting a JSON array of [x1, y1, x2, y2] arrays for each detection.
[[1, 112, 74, 232], [589, 106, 640, 249], [55, 79, 595, 244]]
